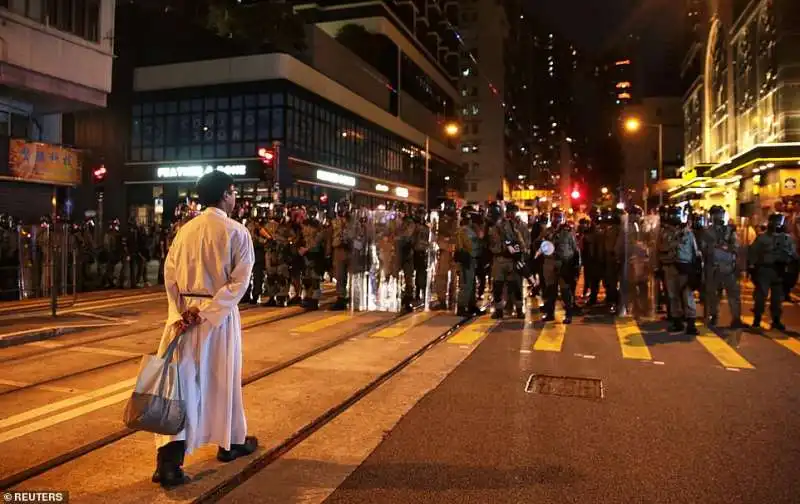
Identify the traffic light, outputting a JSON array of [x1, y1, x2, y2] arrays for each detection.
[[319, 193, 329, 205], [571, 188, 581, 200], [258, 147, 275, 181], [92, 165, 107, 184]]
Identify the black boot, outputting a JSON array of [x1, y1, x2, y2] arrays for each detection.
[[275, 296, 288, 307], [491, 308, 503, 319], [685, 318, 698, 336], [287, 295, 302, 306], [330, 297, 347, 311], [772, 319, 786, 331], [668, 318, 684, 332], [541, 313, 556, 322], [152, 441, 189, 488], [217, 436, 259, 462]]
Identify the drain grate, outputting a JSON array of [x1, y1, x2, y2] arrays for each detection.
[[525, 374, 604, 399]]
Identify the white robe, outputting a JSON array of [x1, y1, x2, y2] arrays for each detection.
[[155, 207, 255, 454]]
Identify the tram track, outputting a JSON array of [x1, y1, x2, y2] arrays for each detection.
[[0, 297, 336, 397], [0, 305, 440, 490]]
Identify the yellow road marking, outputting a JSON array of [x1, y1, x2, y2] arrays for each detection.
[[740, 314, 800, 357], [533, 309, 567, 352], [0, 378, 137, 430], [0, 389, 132, 444], [696, 324, 754, 369], [448, 318, 498, 345], [371, 311, 437, 338], [615, 318, 652, 360], [0, 379, 83, 394], [292, 314, 354, 333]]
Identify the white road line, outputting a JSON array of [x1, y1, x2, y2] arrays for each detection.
[[0, 323, 125, 341], [0, 377, 137, 431], [0, 389, 132, 444], [73, 311, 133, 323], [0, 379, 83, 394]]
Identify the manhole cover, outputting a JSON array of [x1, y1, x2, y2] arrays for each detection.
[[525, 374, 604, 399]]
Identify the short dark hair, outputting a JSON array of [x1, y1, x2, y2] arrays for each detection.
[[196, 171, 235, 206]]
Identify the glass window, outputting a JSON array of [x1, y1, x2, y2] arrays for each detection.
[[141, 117, 154, 146], [231, 110, 242, 141], [178, 115, 191, 143], [272, 108, 283, 139], [191, 114, 202, 143], [243, 110, 256, 140], [231, 95, 243, 110], [257, 109, 270, 140], [272, 93, 284, 106], [216, 111, 228, 142], [153, 116, 165, 146]]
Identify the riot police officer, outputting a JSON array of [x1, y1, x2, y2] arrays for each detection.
[[455, 206, 482, 316], [748, 213, 798, 330], [328, 199, 353, 310], [300, 206, 325, 310], [703, 205, 743, 328], [657, 206, 700, 334], [432, 199, 459, 310], [488, 202, 527, 319], [540, 208, 579, 324]]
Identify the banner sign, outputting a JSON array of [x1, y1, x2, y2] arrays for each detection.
[[7, 139, 82, 185]]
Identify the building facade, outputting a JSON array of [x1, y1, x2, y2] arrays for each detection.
[[0, 0, 115, 221], [458, 0, 507, 203], [125, 33, 461, 223], [673, 0, 800, 222]]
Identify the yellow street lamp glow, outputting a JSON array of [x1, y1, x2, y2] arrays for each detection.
[[444, 122, 460, 137], [625, 117, 642, 133], [601, 186, 609, 195]]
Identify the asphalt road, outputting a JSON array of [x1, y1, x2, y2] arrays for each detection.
[[324, 302, 800, 504]]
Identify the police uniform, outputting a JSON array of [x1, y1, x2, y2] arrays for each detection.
[[300, 208, 325, 309], [327, 201, 353, 310], [455, 209, 481, 315], [657, 208, 700, 334], [748, 213, 798, 329], [433, 201, 458, 310], [541, 212, 579, 323], [488, 204, 527, 318], [703, 207, 742, 327]]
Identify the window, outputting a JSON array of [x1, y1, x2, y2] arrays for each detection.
[[31, 0, 102, 42], [470, 182, 478, 192]]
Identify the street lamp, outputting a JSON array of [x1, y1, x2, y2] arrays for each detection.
[[601, 186, 609, 195], [425, 122, 460, 211], [623, 115, 664, 212]]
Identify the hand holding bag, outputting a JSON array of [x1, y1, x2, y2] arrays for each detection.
[[122, 327, 186, 435]]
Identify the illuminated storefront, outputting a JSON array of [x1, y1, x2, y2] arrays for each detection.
[[674, 0, 800, 220]]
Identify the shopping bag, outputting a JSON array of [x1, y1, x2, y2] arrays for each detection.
[[122, 328, 186, 435]]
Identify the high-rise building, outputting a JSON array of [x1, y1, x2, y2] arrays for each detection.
[[671, 0, 800, 221], [457, 0, 508, 202], [0, 0, 116, 221]]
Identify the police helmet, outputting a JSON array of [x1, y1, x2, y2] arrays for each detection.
[[460, 205, 476, 221], [335, 199, 351, 217], [768, 213, 787, 233], [413, 205, 427, 223], [666, 206, 685, 226], [440, 199, 457, 217], [306, 205, 319, 221], [709, 205, 727, 226], [551, 208, 565, 227], [487, 202, 503, 223], [692, 214, 707, 230], [505, 202, 519, 215], [578, 217, 591, 233], [272, 203, 286, 221]]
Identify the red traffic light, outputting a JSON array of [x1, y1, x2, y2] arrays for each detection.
[[258, 147, 275, 164], [92, 165, 107, 183], [571, 189, 581, 200], [319, 193, 329, 204]]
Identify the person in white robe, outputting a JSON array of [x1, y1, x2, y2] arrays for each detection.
[[153, 170, 257, 488]]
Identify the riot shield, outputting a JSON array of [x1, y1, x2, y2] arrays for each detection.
[[429, 210, 459, 310], [347, 207, 373, 312]]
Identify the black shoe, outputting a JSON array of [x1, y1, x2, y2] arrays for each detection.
[[153, 441, 189, 488], [541, 313, 556, 322], [772, 320, 786, 331], [217, 436, 259, 463], [751, 319, 762, 329], [708, 315, 718, 327], [562, 317, 572, 325], [287, 296, 302, 306], [685, 319, 698, 336], [491, 309, 503, 319], [302, 298, 319, 310], [331, 298, 347, 311], [430, 302, 448, 311], [456, 306, 469, 317], [151, 467, 190, 488], [668, 319, 684, 332]]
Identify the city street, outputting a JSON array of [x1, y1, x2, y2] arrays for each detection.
[[0, 287, 797, 503]]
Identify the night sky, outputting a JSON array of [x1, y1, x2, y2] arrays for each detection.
[[530, 0, 685, 95]]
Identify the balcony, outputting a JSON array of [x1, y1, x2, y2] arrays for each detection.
[[0, 2, 114, 112]]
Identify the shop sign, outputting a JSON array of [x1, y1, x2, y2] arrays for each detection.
[[156, 164, 247, 178], [7, 139, 82, 185], [316, 169, 356, 187], [395, 187, 409, 198], [375, 184, 389, 192], [784, 178, 797, 190]]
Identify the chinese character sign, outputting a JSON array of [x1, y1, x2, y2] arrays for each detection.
[[7, 139, 82, 185]]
